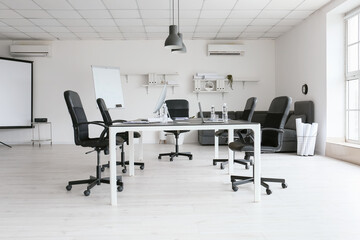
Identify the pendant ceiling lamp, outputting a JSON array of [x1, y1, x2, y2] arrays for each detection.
[[164, 0, 182, 49], [172, 0, 186, 54]]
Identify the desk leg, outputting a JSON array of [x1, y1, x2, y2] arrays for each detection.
[[139, 131, 143, 162], [227, 128, 234, 174], [214, 128, 219, 159], [109, 128, 117, 206], [253, 125, 261, 202], [128, 131, 135, 176]]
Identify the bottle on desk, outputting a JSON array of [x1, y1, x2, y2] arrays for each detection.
[[162, 103, 168, 123], [210, 105, 215, 120], [222, 103, 228, 122]]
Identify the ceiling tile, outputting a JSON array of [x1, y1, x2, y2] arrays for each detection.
[[110, 10, 140, 18], [143, 19, 168, 26], [180, 26, 195, 32], [137, 0, 169, 10], [224, 18, 252, 26], [0, 2, 8, 9], [180, 0, 203, 10], [26, 32, 56, 39], [265, 0, 304, 10], [93, 26, 119, 32], [245, 25, 272, 32], [200, 10, 231, 19], [30, 18, 62, 26], [0, 10, 23, 18], [140, 10, 168, 19], [197, 18, 225, 26], [262, 32, 283, 38], [48, 10, 82, 19], [33, 0, 73, 10], [0, 26, 18, 32], [219, 26, 246, 33], [296, 0, 331, 10], [68, 26, 95, 32], [147, 32, 167, 39], [102, 0, 138, 9], [268, 25, 292, 32], [216, 32, 239, 39], [2, 32, 31, 39], [1, 19, 34, 26], [16, 10, 52, 18], [122, 32, 147, 39], [286, 10, 314, 19], [58, 19, 89, 26], [75, 32, 100, 39], [0, 0, 41, 9], [67, 0, 106, 10], [179, 19, 198, 25], [119, 26, 144, 33], [192, 32, 217, 38], [79, 10, 112, 18], [181, 10, 201, 18], [87, 19, 116, 26], [251, 18, 280, 26], [98, 32, 124, 39], [41, 26, 70, 32], [145, 26, 167, 33], [228, 10, 261, 18], [15, 26, 44, 32], [234, 0, 270, 10], [195, 26, 221, 33], [51, 32, 78, 39], [115, 19, 143, 26], [257, 10, 290, 19], [277, 18, 302, 26], [202, 0, 237, 10], [240, 32, 262, 38]]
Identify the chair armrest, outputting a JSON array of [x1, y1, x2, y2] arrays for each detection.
[[261, 128, 284, 133], [77, 121, 107, 128], [111, 119, 126, 124]]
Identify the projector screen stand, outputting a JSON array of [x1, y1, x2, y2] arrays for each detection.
[[0, 141, 11, 148]]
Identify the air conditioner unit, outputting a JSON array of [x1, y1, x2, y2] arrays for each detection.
[[207, 44, 245, 56], [10, 44, 51, 57]]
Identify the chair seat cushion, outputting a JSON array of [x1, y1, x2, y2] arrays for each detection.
[[81, 136, 124, 148], [229, 141, 278, 153], [117, 131, 141, 142]]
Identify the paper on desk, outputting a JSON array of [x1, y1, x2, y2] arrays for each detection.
[[296, 118, 303, 155], [307, 123, 318, 156]]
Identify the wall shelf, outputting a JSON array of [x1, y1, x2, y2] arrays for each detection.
[[143, 84, 179, 94]]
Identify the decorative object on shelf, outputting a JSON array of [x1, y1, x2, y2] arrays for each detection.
[[172, 0, 186, 54], [227, 74, 233, 90], [204, 81, 214, 91], [164, 0, 182, 50], [302, 84, 308, 95]]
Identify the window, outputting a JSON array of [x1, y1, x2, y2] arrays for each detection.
[[346, 10, 360, 143]]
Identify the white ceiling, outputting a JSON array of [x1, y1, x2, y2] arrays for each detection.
[[0, 0, 332, 41]]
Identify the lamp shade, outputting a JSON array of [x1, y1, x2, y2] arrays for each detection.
[[164, 25, 182, 49], [171, 33, 186, 54]]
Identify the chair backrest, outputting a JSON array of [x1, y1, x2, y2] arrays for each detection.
[[262, 96, 292, 148], [96, 98, 113, 126], [64, 90, 89, 145], [165, 99, 189, 119], [241, 97, 257, 121]]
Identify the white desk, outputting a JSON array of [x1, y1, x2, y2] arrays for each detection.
[[109, 119, 261, 206]]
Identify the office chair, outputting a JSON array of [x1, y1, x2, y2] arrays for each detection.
[[96, 98, 144, 173], [158, 99, 193, 161], [229, 96, 291, 195], [212, 97, 257, 169], [64, 90, 124, 196]]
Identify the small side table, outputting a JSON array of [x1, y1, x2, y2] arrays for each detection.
[[31, 122, 52, 147]]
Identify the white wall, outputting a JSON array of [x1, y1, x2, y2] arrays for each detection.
[[275, 0, 359, 155], [0, 39, 276, 144]]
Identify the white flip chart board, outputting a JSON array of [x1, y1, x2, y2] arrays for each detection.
[[91, 66, 124, 109]]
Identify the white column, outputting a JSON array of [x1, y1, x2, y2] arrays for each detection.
[[253, 124, 261, 202], [128, 131, 135, 176], [227, 128, 234, 174], [109, 127, 117, 206], [214, 128, 219, 159], [139, 131, 143, 161]]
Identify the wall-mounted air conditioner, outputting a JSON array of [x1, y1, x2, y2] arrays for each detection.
[[207, 44, 245, 56], [10, 44, 51, 57]]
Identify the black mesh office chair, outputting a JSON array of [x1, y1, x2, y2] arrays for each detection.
[[229, 96, 291, 195], [96, 98, 144, 173], [212, 97, 257, 169], [158, 99, 193, 161], [64, 90, 124, 196]]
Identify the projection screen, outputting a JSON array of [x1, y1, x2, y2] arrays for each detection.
[[0, 57, 33, 128]]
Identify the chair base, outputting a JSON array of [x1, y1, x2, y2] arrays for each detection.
[[213, 158, 252, 169], [158, 152, 193, 161], [102, 161, 145, 173], [231, 175, 287, 195]]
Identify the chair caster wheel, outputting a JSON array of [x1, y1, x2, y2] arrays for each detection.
[[220, 163, 224, 169], [281, 183, 288, 189], [232, 185, 238, 192], [213, 162, 217, 166], [101, 167, 105, 172], [84, 190, 90, 196], [266, 189, 272, 195], [189, 156, 192, 160], [140, 165, 144, 170], [158, 156, 161, 159], [66, 185, 72, 191], [122, 169, 127, 173], [117, 186, 123, 192], [170, 158, 173, 161]]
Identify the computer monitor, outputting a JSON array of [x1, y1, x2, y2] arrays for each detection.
[[153, 84, 167, 114]]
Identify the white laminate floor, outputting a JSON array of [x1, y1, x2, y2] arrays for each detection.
[[1, 143, 360, 240]]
